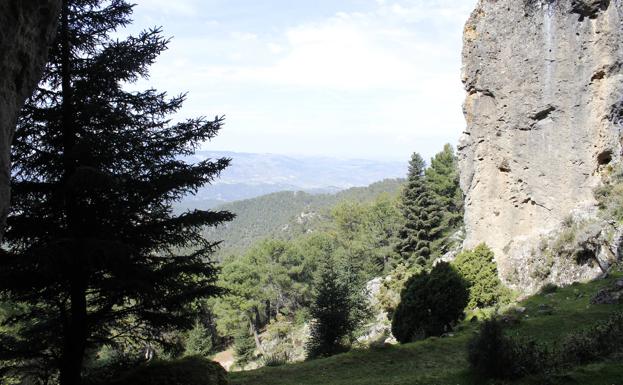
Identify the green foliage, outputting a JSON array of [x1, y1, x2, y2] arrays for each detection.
[[468, 319, 549, 380], [214, 193, 399, 357], [206, 179, 405, 257], [259, 316, 304, 364], [99, 356, 228, 385], [330, 194, 403, 275], [306, 255, 356, 359], [212, 147, 463, 363], [469, 311, 623, 381], [0, 1, 232, 382], [453, 244, 510, 309], [214, 238, 317, 346], [558, 311, 623, 367], [395, 153, 442, 265], [425, 144, 464, 258], [230, 273, 623, 385], [377, 263, 421, 318], [82, 347, 143, 385], [394, 145, 463, 265], [184, 322, 214, 359], [234, 331, 257, 366], [391, 262, 468, 343], [539, 282, 559, 295], [595, 165, 623, 223], [263, 352, 290, 367], [551, 224, 578, 257]]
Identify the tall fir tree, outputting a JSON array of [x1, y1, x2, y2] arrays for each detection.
[[0, 1, 233, 384], [425, 144, 464, 258], [305, 254, 354, 359], [395, 153, 441, 265]]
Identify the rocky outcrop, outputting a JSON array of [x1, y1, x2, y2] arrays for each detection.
[[459, 0, 623, 291], [0, 0, 61, 240], [591, 278, 623, 304], [357, 277, 396, 346]]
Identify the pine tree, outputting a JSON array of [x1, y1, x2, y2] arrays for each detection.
[[425, 144, 464, 258], [184, 321, 214, 359], [0, 1, 233, 384], [306, 255, 353, 359], [395, 153, 441, 265]]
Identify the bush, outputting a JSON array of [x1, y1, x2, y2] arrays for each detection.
[[468, 319, 549, 380], [83, 346, 144, 385], [377, 263, 420, 318], [453, 244, 510, 309], [595, 165, 623, 223], [558, 311, 623, 366], [391, 262, 468, 343], [469, 312, 623, 380], [538, 282, 559, 295], [102, 356, 228, 385], [467, 320, 508, 378], [262, 352, 290, 367]]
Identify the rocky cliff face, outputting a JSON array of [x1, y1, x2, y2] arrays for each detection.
[[0, 0, 61, 239], [459, 0, 623, 292]]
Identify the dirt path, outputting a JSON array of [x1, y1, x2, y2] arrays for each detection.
[[213, 348, 235, 371]]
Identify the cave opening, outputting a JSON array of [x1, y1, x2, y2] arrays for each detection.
[[597, 150, 613, 166]]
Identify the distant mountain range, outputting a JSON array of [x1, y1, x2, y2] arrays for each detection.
[[177, 151, 407, 209]]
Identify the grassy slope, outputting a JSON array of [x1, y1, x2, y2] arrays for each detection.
[[230, 273, 623, 385]]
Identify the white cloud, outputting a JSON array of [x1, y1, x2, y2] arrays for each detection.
[[137, 0, 198, 16], [267, 43, 284, 54], [177, 3, 466, 92], [129, 0, 477, 160], [231, 32, 258, 41]]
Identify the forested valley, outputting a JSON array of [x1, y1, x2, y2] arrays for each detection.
[[2, 1, 623, 385]]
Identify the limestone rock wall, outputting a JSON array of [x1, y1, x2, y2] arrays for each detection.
[[0, 0, 61, 239], [459, 0, 623, 291]]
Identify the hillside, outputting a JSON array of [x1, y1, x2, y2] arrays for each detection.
[[179, 152, 407, 209], [203, 178, 404, 257], [230, 273, 623, 385]]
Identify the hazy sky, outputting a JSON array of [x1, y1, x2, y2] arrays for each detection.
[[124, 0, 478, 162]]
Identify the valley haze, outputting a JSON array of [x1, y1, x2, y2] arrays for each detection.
[[179, 151, 408, 209]]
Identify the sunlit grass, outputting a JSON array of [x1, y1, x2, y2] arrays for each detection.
[[230, 273, 623, 385]]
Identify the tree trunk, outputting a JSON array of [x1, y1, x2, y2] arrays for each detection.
[[58, 2, 87, 384], [0, 0, 61, 241], [254, 306, 262, 330], [59, 279, 88, 385], [249, 320, 265, 355], [265, 299, 271, 321]]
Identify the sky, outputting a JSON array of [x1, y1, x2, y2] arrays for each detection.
[[123, 0, 478, 162]]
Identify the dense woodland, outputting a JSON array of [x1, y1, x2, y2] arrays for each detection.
[[203, 178, 405, 258], [2, 1, 623, 385]]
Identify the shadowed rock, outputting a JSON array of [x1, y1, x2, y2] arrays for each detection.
[[571, 0, 610, 20], [0, 0, 61, 240]]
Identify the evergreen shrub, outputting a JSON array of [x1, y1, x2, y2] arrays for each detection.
[[469, 312, 623, 380], [391, 262, 468, 343], [105, 356, 227, 385], [453, 244, 510, 309], [468, 320, 549, 380]]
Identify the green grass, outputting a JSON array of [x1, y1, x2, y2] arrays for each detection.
[[230, 273, 623, 385]]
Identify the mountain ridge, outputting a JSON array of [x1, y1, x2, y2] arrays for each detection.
[[179, 151, 407, 208], [203, 178, 405, 257]]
